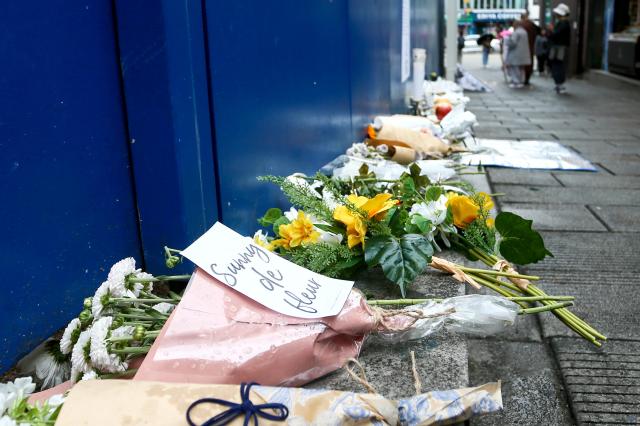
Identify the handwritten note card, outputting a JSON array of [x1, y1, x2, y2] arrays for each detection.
[[181, 222, 355, 319]]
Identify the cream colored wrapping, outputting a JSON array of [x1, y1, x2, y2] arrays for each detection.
[[55, 380, 502, 425], [390, 145, 417, 164], [374, 124, 450, 156]]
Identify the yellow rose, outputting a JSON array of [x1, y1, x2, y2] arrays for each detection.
[[271, 211, 319, 249], [446, 192, 494, 228]]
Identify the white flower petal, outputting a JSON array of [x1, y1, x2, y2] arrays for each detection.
[[70, 329, 92, 383], [60, 318, 81, 355], [90, 318, 129, 374]]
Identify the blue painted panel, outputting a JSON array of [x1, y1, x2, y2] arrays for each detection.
[[0, 1, 141, 371], [114, 0, 219, 272], [348, 0, 395, 136], [204, 0, 353, 234]]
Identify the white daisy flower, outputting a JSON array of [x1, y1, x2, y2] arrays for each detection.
[[60, 318, 81, 355], [90, 318, 130, 374], [70, 329, 92, 383], [0, 377, 36, 416], [151, 302, 175, 314]]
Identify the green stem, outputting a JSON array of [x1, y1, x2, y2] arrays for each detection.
[[127, 274, 191, 283], [111, 347, 150, 355], [508, 295, 574, 301], [459, 266, 539, 281], [520, 301, 573, 314], [112, 298, 176, 304]]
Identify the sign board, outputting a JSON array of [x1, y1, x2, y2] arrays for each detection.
[[182, 222, 354, 318]]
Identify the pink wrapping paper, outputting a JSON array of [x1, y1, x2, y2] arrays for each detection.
[[134, 268, 379, 386]]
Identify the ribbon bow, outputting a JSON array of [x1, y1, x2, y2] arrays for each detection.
[[186, 382, 289, 426]]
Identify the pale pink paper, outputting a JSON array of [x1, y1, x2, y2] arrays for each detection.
[[134, 268, 377, 386]]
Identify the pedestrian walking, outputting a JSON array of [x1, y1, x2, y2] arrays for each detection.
[[520, 12, 540, 85], [477, 33, 495, 68], [457, 28, 465, 62], [504, 21, 531, 89], [548, 3, 571, 94], [535, 28, 550, 75]]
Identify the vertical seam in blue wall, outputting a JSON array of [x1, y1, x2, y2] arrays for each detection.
[[109, 0, 146, 268], [344, 0, 354, 139], [199, 0, 224, 223]]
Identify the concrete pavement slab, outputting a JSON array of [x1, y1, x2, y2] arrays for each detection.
[[487, 169, 561, 187], [493, 185, 640, 205], [499, 203, 607, 232], [589, 205, 640, 231]]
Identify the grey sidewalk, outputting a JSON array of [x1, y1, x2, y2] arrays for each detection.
[[461, 53, 640, 426]]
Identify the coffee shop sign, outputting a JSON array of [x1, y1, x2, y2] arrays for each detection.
[[472, 9, 525, 23]]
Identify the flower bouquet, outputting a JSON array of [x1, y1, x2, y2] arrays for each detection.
[[252, 162, 605, 346]]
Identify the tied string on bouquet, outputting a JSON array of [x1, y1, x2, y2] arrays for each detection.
[[344, 352, 424, 396], [493, 260, 529, 291], [369, 304, 456, 333], [430, 256, 481, 289], [186, 382, 289, 426]]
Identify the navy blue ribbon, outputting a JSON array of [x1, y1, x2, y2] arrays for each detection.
[[186, 382, 289, 426]]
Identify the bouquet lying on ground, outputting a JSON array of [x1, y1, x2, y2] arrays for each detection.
[[254, 162, 605, 346]]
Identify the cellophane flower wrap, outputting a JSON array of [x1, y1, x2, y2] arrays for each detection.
[[135, 268, 518, 386]]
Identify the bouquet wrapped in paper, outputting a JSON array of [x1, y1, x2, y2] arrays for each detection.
[[134, 268, 518, 386], [55, 379, 503, 425]]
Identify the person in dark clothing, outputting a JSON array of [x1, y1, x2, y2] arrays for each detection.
[[458, 28, 465, 62], [520, 12, 540, 85], [535, 28, 550, 75], [548, 3, 571, 94]]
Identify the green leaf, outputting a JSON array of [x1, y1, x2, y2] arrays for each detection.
[[388, 207, 409, 236], [495, 212, 553, 265], [425, 186, 443, 201], [409, 163, 430, 188], [313, 223, 343, 234], [412, 215, 433, 235], [364, 234, 433, 297], [272, 216, 290, 236], [258, 207, 283, 227]]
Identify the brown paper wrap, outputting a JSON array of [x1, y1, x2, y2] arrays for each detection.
[[370, 124, 450, 156], [430, 256, 482, 289], [55, 379, 503, 425]]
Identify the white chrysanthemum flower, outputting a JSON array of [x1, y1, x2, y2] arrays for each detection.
[[70, 329, 92, 383], [107, 257, 140, 298], [92, 281, 114, 319], [60, 318, 81, 355], [133, 271, 154, 294], [152, 302, 175, 314], [409, 194, 448, 227], [90, 318, 132, 374], [80, 370, 98, 381], [34, 349, 70, 390]]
